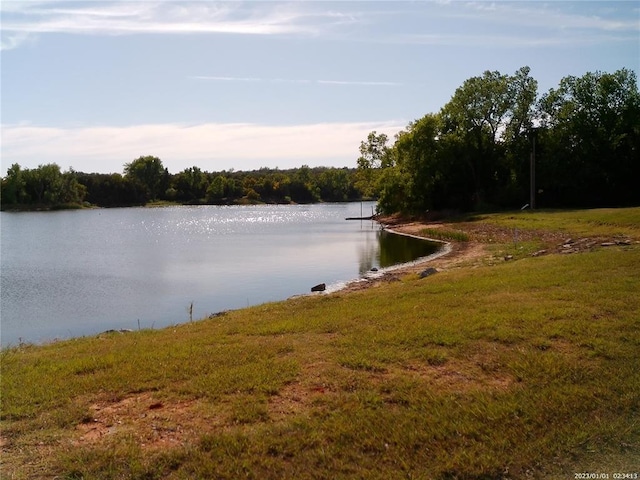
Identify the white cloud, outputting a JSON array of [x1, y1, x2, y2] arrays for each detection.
[[0, 31, 37, 51], [190, 76, 313, 85], [317, 80, 403, 87], [0, 1, 349, 45], [399, 31, 634, 48], [363, 2, 639, 47], [1, 1, 636, 51], [1, 121, 406, 174], [461, 1, 639, 32], [190, 76, 402, 87], [374, 0, 639, 48]]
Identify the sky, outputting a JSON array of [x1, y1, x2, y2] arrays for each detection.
[[1, 1, 638, 175]]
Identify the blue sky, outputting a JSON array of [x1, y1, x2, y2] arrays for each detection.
[[1, 1, 638, 174]]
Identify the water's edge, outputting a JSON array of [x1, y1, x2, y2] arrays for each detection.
[[1, 205, 442, 347], [327, 227, 451, 293]]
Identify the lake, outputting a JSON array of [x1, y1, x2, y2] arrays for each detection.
[[0, 202, 440, 346]]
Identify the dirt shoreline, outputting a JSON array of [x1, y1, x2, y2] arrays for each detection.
[[334, 213, 639, 295], [335, 218, 487, 294]]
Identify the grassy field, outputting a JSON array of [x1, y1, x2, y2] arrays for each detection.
[[1, 208, 639, 479]]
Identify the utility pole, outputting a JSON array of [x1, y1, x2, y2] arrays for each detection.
[[530, 128, 537, 210]]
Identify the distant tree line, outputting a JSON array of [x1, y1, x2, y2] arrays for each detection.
[[0, 157, 362, 210], [357, 67, 639, 214], [0, 163, 88, 209]]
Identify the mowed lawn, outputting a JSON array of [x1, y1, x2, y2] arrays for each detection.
[[1, 208, 639, 479]]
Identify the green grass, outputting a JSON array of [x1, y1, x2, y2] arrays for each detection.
[[2, 208, 640, 479], [465, 207, 640, 238], [420, 227, 470, 242]]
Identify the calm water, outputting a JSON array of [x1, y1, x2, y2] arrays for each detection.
[[0, 202, 439, 346]]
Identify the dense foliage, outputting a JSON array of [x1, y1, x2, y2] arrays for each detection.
[[359, 67, 639, 214], [2, 67, 637, 212], [0, 163, 87, 209], [0, 160, 361, 209]]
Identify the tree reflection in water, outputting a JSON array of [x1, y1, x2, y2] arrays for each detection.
[[357, 227, 441, 275]]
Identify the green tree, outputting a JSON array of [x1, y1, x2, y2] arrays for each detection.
[[290, 165, 320, 203], [23, 164, 63, 204], [1, 164, 27, 205], [1, 164, 86, 207], [502, 67, 540, 206], [392, 114, 442, 213], [206, 175, 227, 202], [58, 169, 87, 205], [538, 68, 640, 206], [173, 166, 208, 202], [376, 164, 409, 214], [355, 131, 392, 198], [318, 168, 351, 202], [505, 66, 539, 142], [77, 172, 144, 207], [271, 173, 292, 203], [439, 67, 538, 209], [123, 156, 167, 201], [440, 70, 508, 208]]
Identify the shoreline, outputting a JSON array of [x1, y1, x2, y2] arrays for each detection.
[[2, 214, 474, 348], [330, 218, 485, 294]]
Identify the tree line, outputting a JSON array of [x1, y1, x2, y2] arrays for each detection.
[[0, 159, 362, 210], [358, 67, 639, 214]]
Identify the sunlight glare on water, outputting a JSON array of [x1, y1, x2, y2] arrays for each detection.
[[0, 203, 439, 346]]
